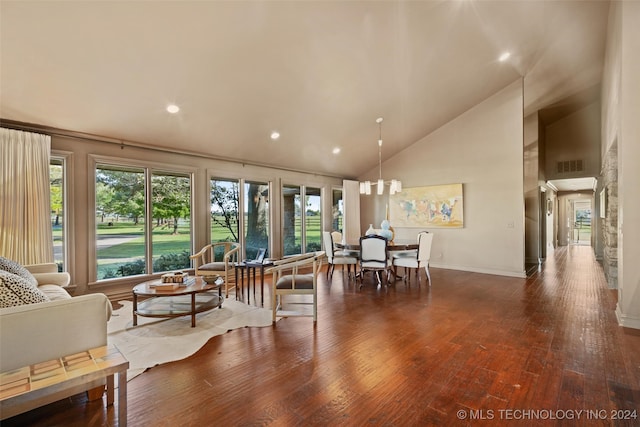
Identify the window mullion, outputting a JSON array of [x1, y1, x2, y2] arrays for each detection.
[[145, 168, 153, 274]]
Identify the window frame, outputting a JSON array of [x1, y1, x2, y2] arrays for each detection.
[[280, 183, 324, 256], [88, 155, 195, 285], [50, 150, 73, 274]]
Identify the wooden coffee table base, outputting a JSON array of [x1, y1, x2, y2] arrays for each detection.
[[133, 277, 223, 327]]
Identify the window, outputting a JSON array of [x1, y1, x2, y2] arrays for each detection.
[[282, 184, 322, 256], [50, 158, 65, 271], [282, 185, 301, 256], [95, 163, 192, 280], [95, 166, 146, 279], [244, 181, 269, 259], [305, 187, 322, 252], [151, 172, 192, 271], [210, 178, 240, 260]]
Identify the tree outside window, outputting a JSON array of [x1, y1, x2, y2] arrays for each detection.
[[245, 181, 269, 259]]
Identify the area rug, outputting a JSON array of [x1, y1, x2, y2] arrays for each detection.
[[107, 298, 273, 381]]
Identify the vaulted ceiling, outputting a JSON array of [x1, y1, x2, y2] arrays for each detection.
[[0, 1, 610, 179]]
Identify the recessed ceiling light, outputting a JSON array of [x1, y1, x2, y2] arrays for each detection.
[[332, 147, 341, 155], [270, 131, 280, 140], [166, 104, 180, 114], [499, 52, 511, 62]]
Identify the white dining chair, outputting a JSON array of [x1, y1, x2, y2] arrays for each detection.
[[322, 231, 358, 279], [358, 234, 391, 287], [392, 231, 433, 285]]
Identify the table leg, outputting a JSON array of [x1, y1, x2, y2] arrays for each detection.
[[118, 369, 128, 426], [241, 268, 245, 302], [251, 267, 257, 303], [132, 293, 138, 326], [260, 265, 265, 307], [246, 267, 250, 303], [235, 267, 239, 301], [191, 292, 196, 327], [106, 374, 114, 406]]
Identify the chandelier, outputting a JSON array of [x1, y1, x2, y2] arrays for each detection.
[[359, 117, 402, 195]]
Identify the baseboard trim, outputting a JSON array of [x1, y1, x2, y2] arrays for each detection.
[[430, 262, 527, 279], [616, 305, 640, 329]]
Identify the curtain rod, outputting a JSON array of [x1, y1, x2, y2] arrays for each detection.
[[1, 119, 350, 180]]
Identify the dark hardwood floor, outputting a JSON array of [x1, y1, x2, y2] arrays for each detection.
[[4, 245, 639, 426]]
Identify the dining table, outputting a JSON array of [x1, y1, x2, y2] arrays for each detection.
[[334, 240, 418, 281]]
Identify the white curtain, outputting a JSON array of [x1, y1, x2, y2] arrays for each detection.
[[342, 179, 361, 245], [0, 128, 53, 264]]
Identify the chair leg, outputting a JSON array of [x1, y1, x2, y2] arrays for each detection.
[[425, 265, 431, 285], [272, 292, 277, 325]]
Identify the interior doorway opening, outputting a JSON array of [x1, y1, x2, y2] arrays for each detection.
[[570, 199, 592, 245]]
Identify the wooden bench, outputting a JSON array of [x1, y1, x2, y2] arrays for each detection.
[[0, 344, 128, 425]]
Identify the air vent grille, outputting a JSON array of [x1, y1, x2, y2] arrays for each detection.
[[557, 160, 584, 174]]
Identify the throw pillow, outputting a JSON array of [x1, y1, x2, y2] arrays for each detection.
[[0, 256, 38, 287], [0, 270, 50, 308]]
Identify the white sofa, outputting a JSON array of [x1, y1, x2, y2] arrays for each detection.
[[0, 260, 113, 373]]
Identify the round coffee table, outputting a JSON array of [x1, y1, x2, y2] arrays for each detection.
[[132, 276, 223, 327]]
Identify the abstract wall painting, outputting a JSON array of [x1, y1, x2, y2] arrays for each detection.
[[389, 183, 464, 228]]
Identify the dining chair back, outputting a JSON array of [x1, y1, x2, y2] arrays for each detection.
[[359, 234, 390, 286], [322, 231, 358, 279], [330, 231, 342, 246], [392, 231, 433, 285]]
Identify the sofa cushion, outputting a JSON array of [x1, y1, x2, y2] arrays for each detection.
[[0, 270, 51, 308], [38, 284, 73, 301], [0, 256, 38, 287]]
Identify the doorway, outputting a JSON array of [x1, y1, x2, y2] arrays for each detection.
[[570, 199, 592, 245]]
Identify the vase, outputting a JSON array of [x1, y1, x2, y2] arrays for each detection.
[[365, 224, 375, 235], [379, 220, 393, 240]]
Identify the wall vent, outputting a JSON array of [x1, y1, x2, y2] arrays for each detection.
[[557, 159, 584, 174]]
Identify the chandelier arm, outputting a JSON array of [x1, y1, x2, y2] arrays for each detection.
[[359, 117, 402, 195], [378, 118, 383, 180]]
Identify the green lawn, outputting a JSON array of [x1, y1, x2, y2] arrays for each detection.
[[94, 216, 324, 279]]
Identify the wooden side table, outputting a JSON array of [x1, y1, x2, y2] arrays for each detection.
[[0, 344, 129, 425], [235, 260, 274, 306]]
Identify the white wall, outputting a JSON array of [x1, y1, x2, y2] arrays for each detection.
[[360, 80, 525, 278]]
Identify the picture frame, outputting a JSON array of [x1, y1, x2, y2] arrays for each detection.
[[389, 183, 464, 228]]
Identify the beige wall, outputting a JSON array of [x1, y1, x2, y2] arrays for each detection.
[[524, 112, 541, 265], [603, 1, 640, 329], [360, 80, 526, 278], [545, 102, 601, 180], [616, 1, 640, 329]]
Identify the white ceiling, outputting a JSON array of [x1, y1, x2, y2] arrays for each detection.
[[0, 1, 610, 179]]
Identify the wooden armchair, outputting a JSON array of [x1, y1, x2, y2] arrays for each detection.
[[190, 242, 241, 297], [266, 251, 325, 325]]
